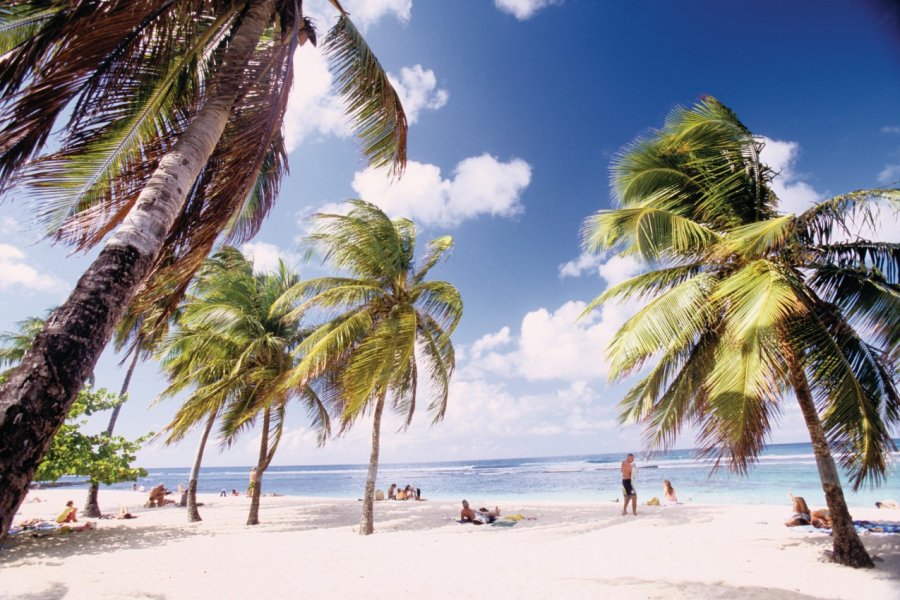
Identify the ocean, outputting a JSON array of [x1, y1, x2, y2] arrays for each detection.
[[92, 441, 900, 508]]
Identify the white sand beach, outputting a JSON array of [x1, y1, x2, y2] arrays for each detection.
[[1, 489, 898, 599]]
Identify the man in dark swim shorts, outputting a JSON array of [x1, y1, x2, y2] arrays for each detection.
[[621, 453, 637, 515]]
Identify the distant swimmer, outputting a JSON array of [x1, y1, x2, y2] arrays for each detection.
[[621, 453, 637, 516]]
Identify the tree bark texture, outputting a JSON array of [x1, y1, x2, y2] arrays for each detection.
[[787, 353, 874, 568], [187, 411, 217, 523], [83, 348, 141, 518], [246, 407, 270, 526], [360, 394, 387, 536], [0, 0, 275, 543]]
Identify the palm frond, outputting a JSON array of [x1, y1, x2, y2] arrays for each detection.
[[322, 15, 407, 175], [795, 189, 900, 245]]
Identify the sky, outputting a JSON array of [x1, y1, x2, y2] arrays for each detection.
[[1, 0, 899, 469]]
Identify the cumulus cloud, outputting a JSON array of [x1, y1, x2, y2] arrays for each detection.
[[388, 65, 448, 124], [241, 241, 301, 273], [0, 244, 66, 292], [494, 0, 562, 20], [880, 126, 900, 135], [350, 154, 531, 227], [559, 252, 641, 286], [0, 217, 18, 234], [338, 0, 412, 27], [463, 299, 632, 383], [759, 136, 822, 215]]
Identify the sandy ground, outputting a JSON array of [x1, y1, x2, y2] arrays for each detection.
[[1, 489, 899, 599]]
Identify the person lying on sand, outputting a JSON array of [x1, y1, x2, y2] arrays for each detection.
[[785, 494, 831, 528], [460, 500, 501, 524], [875, 500, 899, 509]]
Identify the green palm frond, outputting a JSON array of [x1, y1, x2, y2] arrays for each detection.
[[584, 263, 702, 313], [811, 241, 900, 282], [717, 215, 797, 259], [416, 313, 455, 423], [412, 280, 463, 334], [710, 260, 805, 343], [795, 188, 900, 245], [285, 309, 373, 389], [809, 264, 900, 360], [607, 273, 717, 379], [414, 235, 453, 283], [0, 2, 65, 56], [583, 202, 720, 261], [322, 15, 407, 175]]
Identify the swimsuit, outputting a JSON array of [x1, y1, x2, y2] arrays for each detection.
[[622, 479, 636, 496]]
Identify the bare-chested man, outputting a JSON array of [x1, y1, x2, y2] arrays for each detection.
[[621, 453, 637, 515]]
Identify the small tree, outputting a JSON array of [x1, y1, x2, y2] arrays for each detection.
[[32, 384, 151, 496]]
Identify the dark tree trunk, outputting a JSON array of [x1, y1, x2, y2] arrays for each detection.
[[0, 0, 276, 543], [360, 393, 386, 536], [246, 407, 270, 526], [83, 348, 141, 518], [787, 353, 874, 568], [187, 411, 217, 523]]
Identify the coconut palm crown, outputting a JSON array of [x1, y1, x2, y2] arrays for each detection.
[[582, 97, 899, 567], [279, 200, 463, 534], [156, 247, 329, 524]]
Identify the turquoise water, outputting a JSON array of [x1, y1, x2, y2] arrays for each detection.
[[95, 441, 900, 508]]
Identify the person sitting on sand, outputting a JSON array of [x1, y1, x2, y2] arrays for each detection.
[[148, 484, 167, 507], [663, 480, 678, 505], [460, 500, 501, 524], [231, 489, 240, 496], [785, 495, 831, 528], [388, 483, 397, 500], [396, 487, 407, 501], [56, 500, 78, 523]]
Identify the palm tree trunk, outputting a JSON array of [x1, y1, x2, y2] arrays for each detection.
[[360, 393, 387, 536], [187, 411, 217, 523], [0, 0, 276, 543], [246, 406, 270, 526], [786, 353, 873, 568], [83, 347, 141, 518]]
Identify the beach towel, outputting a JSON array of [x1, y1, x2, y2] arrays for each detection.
[[853, 520, 900, 534], [490, 520, 516, 527]]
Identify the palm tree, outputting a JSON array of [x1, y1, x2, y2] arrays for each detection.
[[0, 315, 49, 376], [281, 201, 463, 535], [582, 97, 899, 568], [0, 0, 406, 540], [83, 302, 176, 518], [156, 247, 329, 524]]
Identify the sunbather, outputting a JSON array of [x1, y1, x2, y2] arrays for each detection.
[[55, 500, 78, 523], [785, 494, 831, 528], [460, 500, 501, 524]]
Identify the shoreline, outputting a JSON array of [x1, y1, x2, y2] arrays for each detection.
[[3, 489, 899, 599]]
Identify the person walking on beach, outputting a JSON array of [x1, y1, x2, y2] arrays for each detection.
[[621, 454, 637, 515]]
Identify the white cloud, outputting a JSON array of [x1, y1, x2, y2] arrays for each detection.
[[463, 299, 632, 383], [0, 217, 18, 234], [559, 252, 641, 287], [339, 0, 412, 27], [241, 241, 299, 273], [759, 136, 822, 215], [388, 65, 448, 124], [880, 126, 900, 135], [0, 244, 66, 292], [494, 0, 562, 20], [877, 164, 900, 185], [350, 154, 531, 227], [559, 252, 603, 278], [283, 45, 351, 153]]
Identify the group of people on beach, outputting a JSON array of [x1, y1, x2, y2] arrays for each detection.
[[387, 483, 421, 501], [619, 453, 679, 516]]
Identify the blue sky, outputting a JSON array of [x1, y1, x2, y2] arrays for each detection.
[[1, 0, 899, 468]]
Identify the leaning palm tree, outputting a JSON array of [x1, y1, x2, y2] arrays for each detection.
[[281, 201, 463, 535], [0, 0, 406, 540], [582, 97, 899, 568], [156, 247, 329, 524]]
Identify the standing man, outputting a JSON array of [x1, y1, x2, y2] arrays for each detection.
[[621, 453, 637, 516]]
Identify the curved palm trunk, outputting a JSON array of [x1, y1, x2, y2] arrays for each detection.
[[83, 347, 141, 518], [187, 410, 217, 523], [246, 407, 270, 526], [360, 393, 387, 536], [786, 353, 873, 568], [0, 0, 276, 543]]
